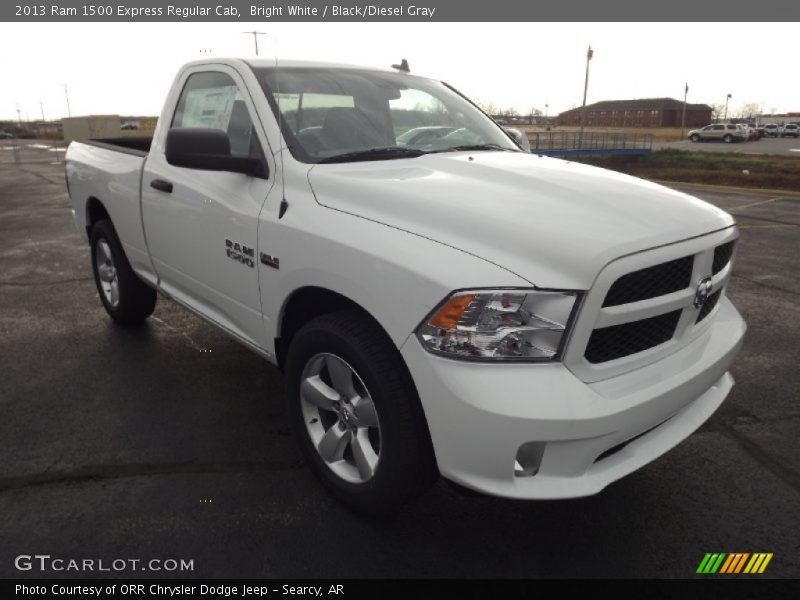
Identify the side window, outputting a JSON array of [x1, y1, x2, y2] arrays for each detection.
[[712, 125, 725, 130], [172, 71, 262, 159]]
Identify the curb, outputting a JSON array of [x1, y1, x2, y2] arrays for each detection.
[[653, 180, 800, 198]]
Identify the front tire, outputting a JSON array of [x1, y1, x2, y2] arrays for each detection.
[[690, 134, 700, 142], [286, 310, 437, 515], [90, 219, 156, 325]]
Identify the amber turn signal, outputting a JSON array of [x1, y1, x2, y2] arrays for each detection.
[[428, 294, 475, 329]]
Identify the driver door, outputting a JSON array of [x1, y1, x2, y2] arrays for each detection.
[[142, 66, 275, 350]]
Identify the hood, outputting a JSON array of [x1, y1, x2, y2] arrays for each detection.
[[307, 152, 734, 289]]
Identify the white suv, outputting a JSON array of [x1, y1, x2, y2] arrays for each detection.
[[780, 124, 799, 138]]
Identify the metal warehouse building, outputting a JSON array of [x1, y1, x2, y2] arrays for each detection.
[[557, 98, 712, 127]]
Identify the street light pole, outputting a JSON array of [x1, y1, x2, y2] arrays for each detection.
[[243, 31, 266, 56], [680, 82, 688, 141], [579, 45, 593, 148], [724, 93, 732, 122], [64, 83, 72, 118]]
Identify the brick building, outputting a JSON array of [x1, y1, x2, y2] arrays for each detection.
[[557, 98, 712, 128]]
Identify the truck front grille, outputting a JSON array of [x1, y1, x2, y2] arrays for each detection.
[[585, 310, 681, 364], [696, 289, 722, 323], [602, 255, 693, 307], [569, 232, 738, 377], [712, 241, 735, 275]]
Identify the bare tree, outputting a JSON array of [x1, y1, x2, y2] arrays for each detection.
[[738, 102, 760, 120], [526, 107, 543, 124], [710, 103, 725, 121], [475, 100, 501, 115]]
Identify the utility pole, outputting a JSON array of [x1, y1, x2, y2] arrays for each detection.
[[64, 83, 72, 117], [243, 31, 266, 56], [578, 45, 593, 148], [40, 99, 46, 121], [16, 104, 23, 127], [680, 82, 688, 141], [724, 93, 732, 122]]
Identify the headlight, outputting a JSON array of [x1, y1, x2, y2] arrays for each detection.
[[416, 289, 580, 361]]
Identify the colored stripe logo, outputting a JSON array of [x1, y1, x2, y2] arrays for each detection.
[[696, 553, 773, 574]]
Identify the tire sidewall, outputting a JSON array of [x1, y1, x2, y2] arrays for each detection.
[[90, 221, 122, 317], [89, 219, 154, 323], [286, 319, 420, 510]]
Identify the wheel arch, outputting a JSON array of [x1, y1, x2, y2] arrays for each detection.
[[85, 196, 111, 238], [275, 285, 391, 371]]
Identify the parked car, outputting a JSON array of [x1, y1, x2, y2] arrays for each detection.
[[0, 131, 14, 139], [780, 124, 799, 138], [736, 125, 760, 141], [65, 59, 746, 514], [763, 124, 781, 137], [748, 127, 763, 141], [687, 123, 746, 143], [396, 126, 457, 146]]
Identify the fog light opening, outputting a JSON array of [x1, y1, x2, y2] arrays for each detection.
[[514, 442, 546, 478]]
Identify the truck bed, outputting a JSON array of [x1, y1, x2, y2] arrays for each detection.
[[80, 136, 152, 157], [66, 139, 154, 284]]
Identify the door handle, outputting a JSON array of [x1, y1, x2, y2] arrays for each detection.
[[150, 179, 173, 193]]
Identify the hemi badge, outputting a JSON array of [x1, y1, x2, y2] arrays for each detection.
[[260, 253, 280, 270]]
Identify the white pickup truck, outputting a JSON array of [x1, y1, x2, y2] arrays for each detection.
[[66, 59, 746, 514]]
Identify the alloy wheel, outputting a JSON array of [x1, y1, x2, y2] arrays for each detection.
[[299, 353, 382, 484]]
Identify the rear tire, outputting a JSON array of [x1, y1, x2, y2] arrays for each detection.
[[90, 219, 156, 325], [286, 310, 437, 515], [723, 134, 733, 143]]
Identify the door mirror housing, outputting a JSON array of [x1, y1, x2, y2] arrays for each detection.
[[504, 127, 530, 152], [165, 128, 260, 175]]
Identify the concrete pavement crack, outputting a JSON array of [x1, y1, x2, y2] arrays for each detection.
[[0, 277, 92, 287], [0, 460, 306, 494], [731, 273, 797, 296], [713, 421, 800, 495]]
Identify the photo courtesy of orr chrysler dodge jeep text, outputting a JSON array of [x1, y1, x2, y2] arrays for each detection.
[[65, 59, 746, 514]]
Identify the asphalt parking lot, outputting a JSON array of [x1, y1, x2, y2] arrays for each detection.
[[658, 136, 800, 156], [1, 143, 798, 579]]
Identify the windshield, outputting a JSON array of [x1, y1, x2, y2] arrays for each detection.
[[251, 66, 520, 163]]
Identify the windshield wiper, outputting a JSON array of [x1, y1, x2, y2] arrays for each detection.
[[431, 143, 517, 153], [317, 147, 426, 164]]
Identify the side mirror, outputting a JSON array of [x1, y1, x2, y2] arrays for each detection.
[[165, 128, 260, 175], [504, 127, 530, 152]]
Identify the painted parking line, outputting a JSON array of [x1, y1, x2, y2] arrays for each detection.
[[728, 197, 784, 212]]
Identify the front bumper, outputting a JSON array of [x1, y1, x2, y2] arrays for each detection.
[[401, 297, 746, 499]]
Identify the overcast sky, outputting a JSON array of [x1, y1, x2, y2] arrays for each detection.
[[0, 22, 797, 121]]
